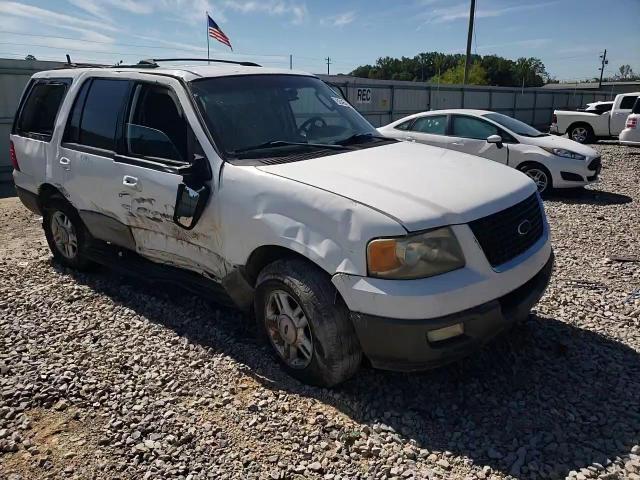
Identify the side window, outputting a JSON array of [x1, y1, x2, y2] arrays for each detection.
[[125, 84, 188, 162], [74, 79, 130, 151], [451, 115, 499, 140], [620, 96, 638, 110], [15, 81, 69, 140], [394, 120, 413, 131], [411, 116, 447, 135]]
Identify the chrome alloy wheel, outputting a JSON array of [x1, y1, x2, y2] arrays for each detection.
[[264, 290, 313, 369], [50, 211, 78, 259], [525, 168, 549, 193], [571, 127, 588, 143]]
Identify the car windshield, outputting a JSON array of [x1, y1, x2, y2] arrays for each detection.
[[482, 112, 548, 137], [190, 75, 379, 157]]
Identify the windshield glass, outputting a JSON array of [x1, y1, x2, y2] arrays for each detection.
[[482, 112, 547, 137], [190, 75, 378, 157]]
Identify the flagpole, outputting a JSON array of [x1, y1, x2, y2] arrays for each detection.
[[206, 11, 210, 64]]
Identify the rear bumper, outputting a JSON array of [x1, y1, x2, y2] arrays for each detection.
[[350, 251, 554, 371], [15, 185, 41, 215]]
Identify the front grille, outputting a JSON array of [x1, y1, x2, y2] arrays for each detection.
[[469, 194, 544, 268]]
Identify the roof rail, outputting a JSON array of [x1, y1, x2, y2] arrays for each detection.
[[143, 58, 262, 67]]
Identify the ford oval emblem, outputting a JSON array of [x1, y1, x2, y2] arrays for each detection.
[[517, 219, 532, 236]]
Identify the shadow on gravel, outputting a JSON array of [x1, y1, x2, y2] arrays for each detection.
[[546, 188, 632, 206], [64, 266, 640, 480]]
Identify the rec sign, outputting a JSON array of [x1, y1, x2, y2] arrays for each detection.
[[356, 88, 372, 104]]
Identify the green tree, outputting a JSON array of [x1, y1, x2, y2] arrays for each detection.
[[431, 60, 488, 85]]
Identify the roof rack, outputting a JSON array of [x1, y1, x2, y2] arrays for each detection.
[[126, 58, 262, 68]]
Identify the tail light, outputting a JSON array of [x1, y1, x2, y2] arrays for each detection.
[[9, 140, 20, 171], [552, 113, 557, 124], [626, 117, 637, 129]]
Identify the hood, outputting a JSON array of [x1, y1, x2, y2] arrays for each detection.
[[521, 134, 599, 158], [257, 141, 536, 232]]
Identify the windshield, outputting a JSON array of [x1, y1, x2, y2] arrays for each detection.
[[190, 75, 378, 157], [482, 112, 547, 137]]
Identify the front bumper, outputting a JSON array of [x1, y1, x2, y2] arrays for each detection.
[[350, 251, 554, 371]]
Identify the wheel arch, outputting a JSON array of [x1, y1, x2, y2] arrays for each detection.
[[517, 161, 554, 191], [37, 183, 71, 210]]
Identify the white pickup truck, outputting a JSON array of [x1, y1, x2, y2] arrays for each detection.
[[550, 92, 639, 143]]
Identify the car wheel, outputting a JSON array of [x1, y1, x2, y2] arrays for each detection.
[[43, 198, 94, 270], [519, 164, 553, 197], [254, 258, 362, 387], [569, 124, 593, 144]]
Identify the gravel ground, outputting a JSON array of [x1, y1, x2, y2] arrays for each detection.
[[1, 143, 639, 480]]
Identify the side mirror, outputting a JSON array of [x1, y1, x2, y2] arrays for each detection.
[[487, 134, 503, 149], [173, 183, 210, 230]]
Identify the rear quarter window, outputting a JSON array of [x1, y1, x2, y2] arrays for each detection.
[[620, 96, 638, 110], [14, 79, 70, 141]]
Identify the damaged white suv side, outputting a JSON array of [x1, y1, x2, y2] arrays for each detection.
[[11, 60, 553, 386]]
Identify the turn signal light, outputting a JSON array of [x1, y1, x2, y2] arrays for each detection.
[[367, 238, 401, 274], [9, 141, 19, 171]]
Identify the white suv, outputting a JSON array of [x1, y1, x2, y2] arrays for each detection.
[[10, 60, 553, 386]]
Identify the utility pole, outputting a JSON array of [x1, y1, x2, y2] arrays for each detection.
[[462, 0, 476, 85], [289, 54, 293, 70], [598, 49, 608, 88], [325, 57, 331, 75]]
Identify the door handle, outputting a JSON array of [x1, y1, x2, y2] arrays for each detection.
[[122, 175, 139, 188], [59, 157, 70, 170], [451, 142, 464, 146], [405, 136, 416, 142]]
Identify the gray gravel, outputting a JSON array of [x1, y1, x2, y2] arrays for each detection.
[[1, 143, 639, 480]]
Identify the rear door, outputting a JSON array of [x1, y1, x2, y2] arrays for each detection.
[[447, 114, 509, 164], [11, 78, 71, 190], [611, 94, 639, 135], [59, 77, 135, 248]]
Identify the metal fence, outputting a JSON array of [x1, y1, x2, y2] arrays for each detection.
[[318, 75, 615, 128], [0, 59, 617, 183]]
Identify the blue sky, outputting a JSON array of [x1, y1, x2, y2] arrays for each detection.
[[0, 0, 638, 81]]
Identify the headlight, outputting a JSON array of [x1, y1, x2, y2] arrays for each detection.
[[542, 147, 585, 160], [367, 227, 465, 279]]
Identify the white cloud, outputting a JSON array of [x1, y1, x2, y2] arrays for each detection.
[[0, 1, 118, 31], [419, 1, 558, 25], [320, 11, 355, 27], [222, 0, 308, 24]]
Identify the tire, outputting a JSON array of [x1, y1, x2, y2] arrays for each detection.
[[42, 198, 94, 271], [568, 124, 594, 144], [518, 163, 553, 197], [254, 258, 362, 387]]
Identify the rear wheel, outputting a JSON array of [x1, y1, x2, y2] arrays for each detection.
[[569, 124, 594, 144], [43, 199, 94, 270], [254, 258, 362, 387], [518, 163, 553, 197]]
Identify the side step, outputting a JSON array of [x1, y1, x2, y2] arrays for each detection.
[[84, 242, 235, 307]]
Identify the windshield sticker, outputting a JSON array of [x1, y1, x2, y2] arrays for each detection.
[[331, 97, 352, 108]]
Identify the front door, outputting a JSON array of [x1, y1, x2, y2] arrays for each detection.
[[113, 80, 225, 279], [447, 115, 508, 164]]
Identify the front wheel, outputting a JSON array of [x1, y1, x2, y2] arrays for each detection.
[[518, 163, 553, 197], [254, 258, 362, 387]]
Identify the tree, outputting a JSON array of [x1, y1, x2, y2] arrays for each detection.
[[431, 60, 488, 85], [349, 52, 548, 87], [24, 54, 37, 61], [618, 65, 634, 79]]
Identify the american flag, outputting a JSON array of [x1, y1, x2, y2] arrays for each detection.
[[208, 14, 232, 51]]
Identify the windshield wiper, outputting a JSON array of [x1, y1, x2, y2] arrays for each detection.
[[335, 132, 391, 146], [230, 140, 348, 155]]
